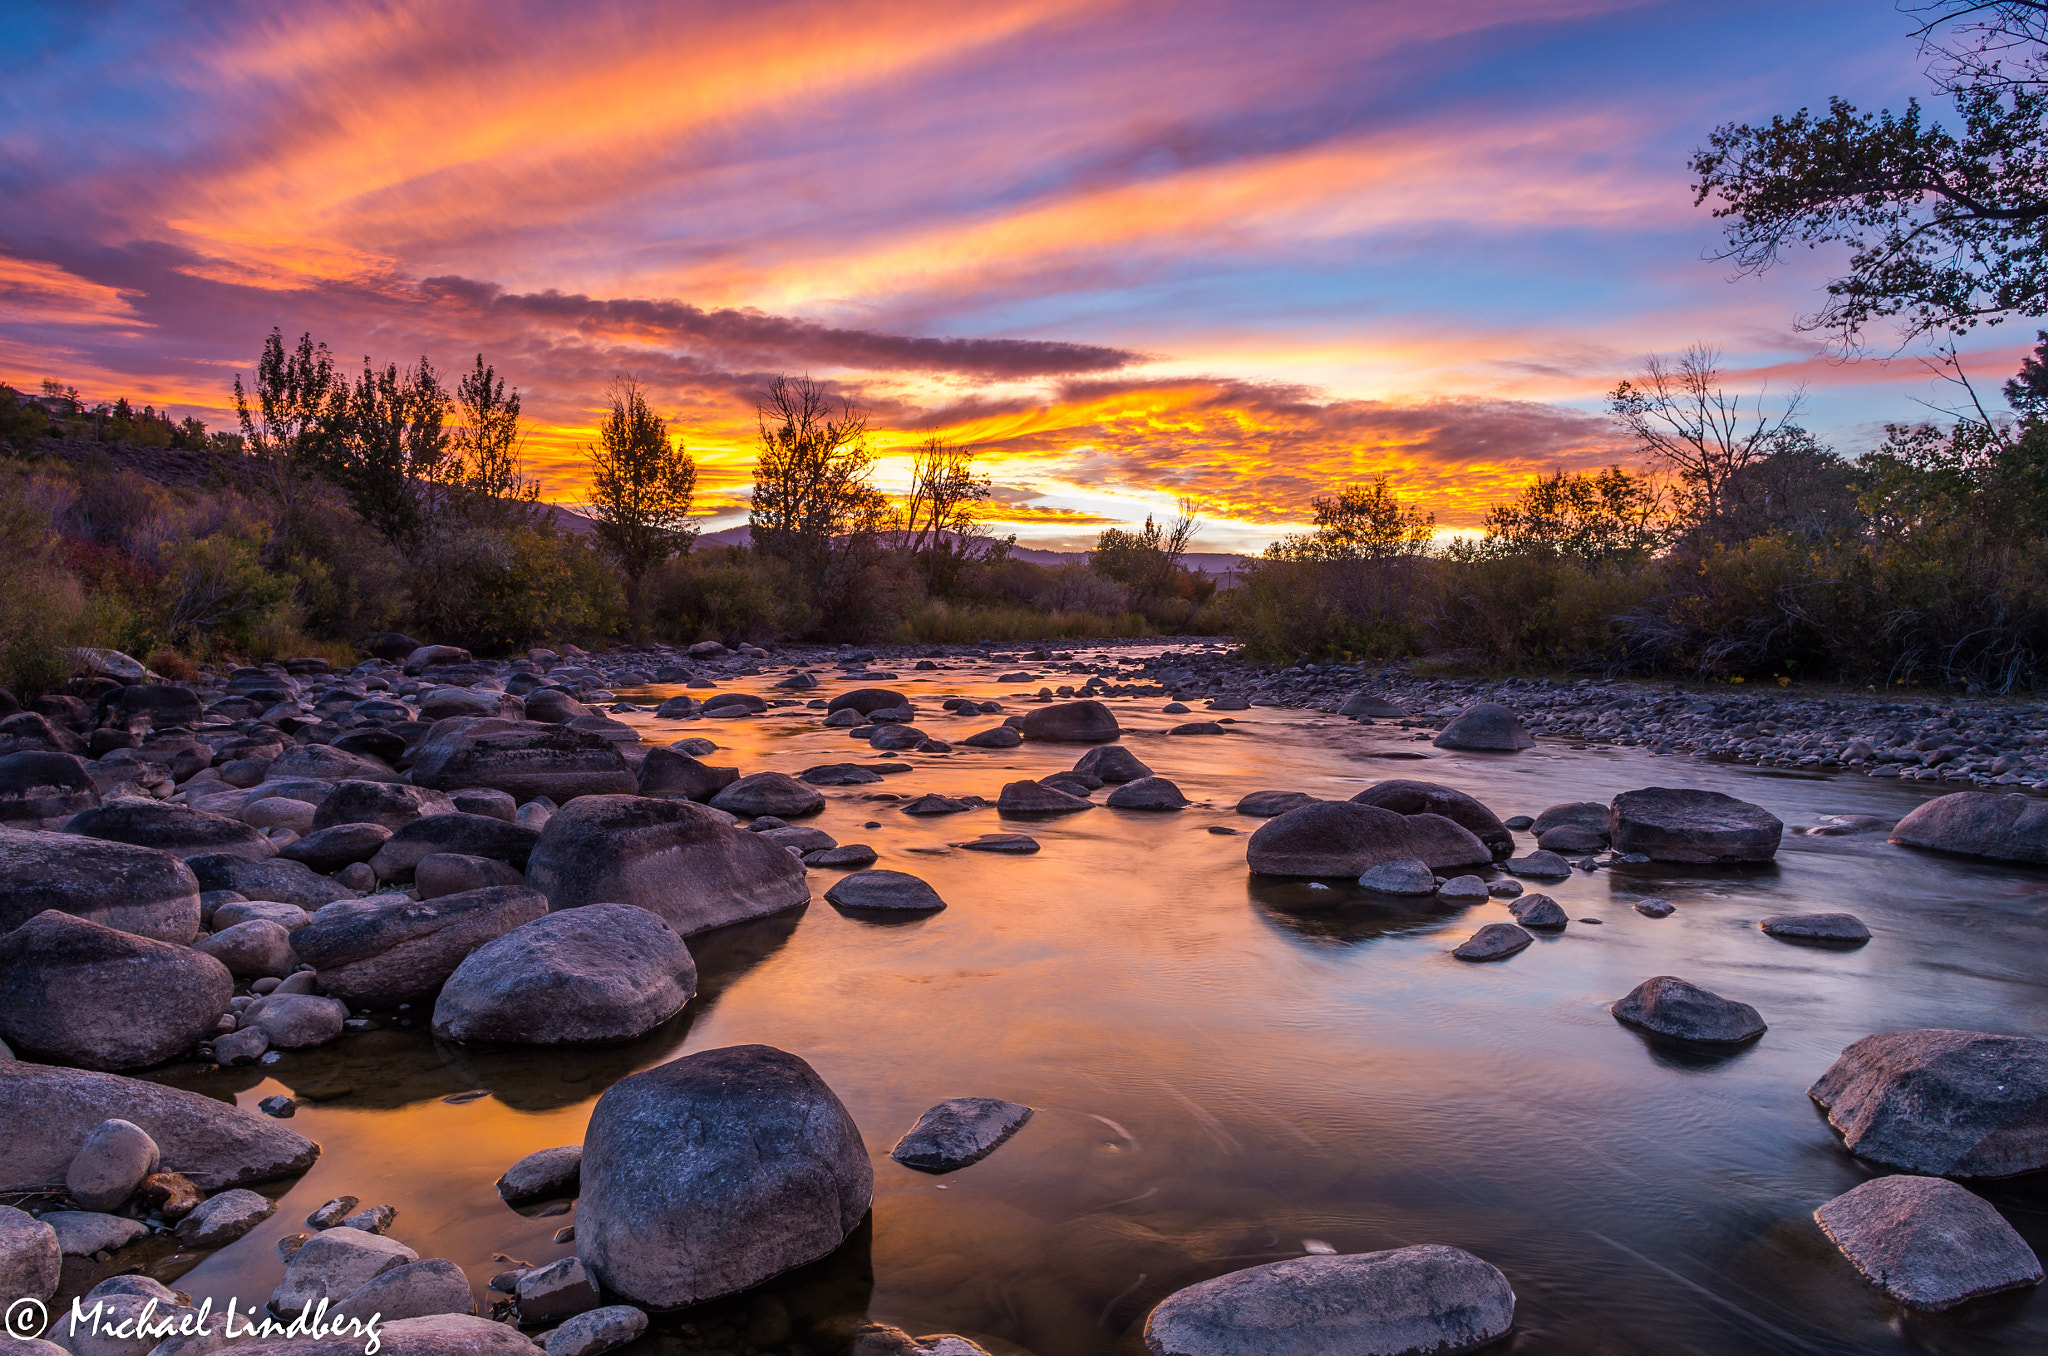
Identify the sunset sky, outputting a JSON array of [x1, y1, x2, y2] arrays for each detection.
[[0, 0, 2030, 550]]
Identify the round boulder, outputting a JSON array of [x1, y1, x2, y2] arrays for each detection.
[[0, 827, 201, 942], [1889, 791, 2048, 864], [0, 751, 99, 822], [1452, 922, 1533, 962], [289, 886, 549, 1009], [433, 904, 697, 1044], [1610, 976, 1766, 1046], [1759, 912, 1870, 943], [1815, 1174, 2043, 1310], [409, 724, 637, 803], [1431, 703, 1533, 752], [576, 1045, 873, 1309], [1142, 1244, 1514, 1356], [1236, 791, 1319, 819], [0, 911, 231, 1070], [1608, 788, 1782, 863], [1349, 781, 1513, 857], [1019, 700, 1120, 743], [1074, 746, 1152, 783], [1106, 777, 1188, 810], [823, 870, 946, 913], [825, 688, 910, 716], [709, 773, 825, 819]]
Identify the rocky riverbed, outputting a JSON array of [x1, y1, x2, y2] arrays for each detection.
[[1, 635, 2045, 1356]]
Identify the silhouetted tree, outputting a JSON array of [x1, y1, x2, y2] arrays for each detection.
[[234, 329, 339, 508], [316, 356, 452, 545], [1481, 467, 1666, 563], [584, 377, 698, 588], [748, 375, 885, 598], [1608, 345, 1805, 528], [451, 354, 539, 524]]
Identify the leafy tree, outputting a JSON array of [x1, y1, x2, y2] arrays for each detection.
[[1266, 478, 1434, 562], [235, 329, 340, 507], [1692, 2, 2048, 343], [316, 356, 453, 545], [748, 375, 886, 597], [1092, 498, 1201, 600], [583, 377, 699, 587], [450, 355, 540, 523], [0, 386, 48, 455], [1481, 467, 1666, 563], [898, 436, 996, 591], [1608, 345, 1805, 528]]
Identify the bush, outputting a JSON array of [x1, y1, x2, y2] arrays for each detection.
[[643, 548, 813, 645]]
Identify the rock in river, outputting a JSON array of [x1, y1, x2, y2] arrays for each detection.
[[1246, 802, 1486, 878], [996, 780, 1093, 815], [1507, 894, 1567, 929], [290, 886, 548, 1009], [826, 688, 909, 716], [1431, 703, 1533, 752], [1236, 791, 1318, 818], [1759, 912, 1870, 943], [545, 1305, 648, 1356], [709, 772, 825, 819], [1019, 699, 1120, 743], [639, 746, 740, 801], [526, 795, 808, 936], [272, 1225, 418, 1316], [1074, 746, 1152, 783], [1142, 1244, 1515, 1356], [825, 870, 947, 913], [1610, 976, 1766, 1046], [0, 911, 231, 1070], [577, 1044, 873, 1309], [175, 1188, 276, 1247], [1807, 1029, 2048, 1178], [1815, 1174, 2042, 1311], [890, 1098, 1032, 1173], [1357, 859, 1435, 895], [433, 904, 697, 1045], [1453, 923, 1532, 962], [1607, 788, 1781, 863], [497, 1146, 582, 1203], [1888, 791, 2048, 864], [1106, 777, 1188, 810], [337, 1257, 478, 1322], [1348, 781, 1513, 857], [0, 826, 201, 942], [0, 1061, 318, 1192], [409, 724, 638, 803]]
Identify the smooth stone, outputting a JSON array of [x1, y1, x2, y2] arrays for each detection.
[[433, 904, 696, 1045], [1633, 897, 1676, 918], [1608, 787, 1782, 863], [1349, 781, 1513, 857], [1170, 721, 1225, 735], [1073, 746, 1152, 783], [185, 855, 358, 910], [1018, 700, 1120, 743], [995, 780, 1093, 814], [889, 1097, 1033, 1173], [1815, 1174, 2043, 1310], [195, 919, 299, 979], [1507, 894, 1567, 929], [1531, 801, 1609, 836], [1535, 824, 1606, 853], [954, 834, 1039, 854], [0, 826, 201, 942], [250, 994, 349, 1049], [902, 794, 970, 816], [0, 750, 100, 821], [1236, 791, 1318, 818], [576, 1045, 872, 1309], [64, 1118, 161, 1211], [308, 1196, 359, 1228], [1434, 874, 1488, 902], [176, 1188, 276, 1247], [636, 747, 739, 802], [311, 782, 457, 832], [1504, 850, 1571, 879], [0, 1203, 60, 1302], [1889, 791, 2048, 863], [64, 801, 275, 862], [271, 1226, 418, 1316], [1357, 859, 1435, 895], [519, 1255, 602, 1322], [1431, 703, 1534, 752], [825, 870, 947, 913], [0, 1062, 319, 1192], [1611, 976, 1766, 1045], [804, 844, 879, 868], [525, 796, 807, 937], [337, 1257, 478, 1322], [409, 724, 637, 803], [212, 899, 311, 930], [367, 813, 539, 882], [213, 1026, 273, 1070], [798, 763, 884, 786], [760, 825, 836, 853], [1453, 922, 1533, 961], [290, 886, 549, 1008], [497, 1146, 582, 1203], [1142, 1244, 1515, 1356], [1338, 692, 1406, 718], [44, 1211, 147, 1256], [825, 688, 910, 716], [543, 1305, 648, 1356], [1807, 1029, 2048, 1177], [1759, 912, 1870, 943], [230, 1314, 535, 1356], [280, 822, 393, 873], [414, 853, 525, 899], [1245, 802, 1487, 878], [0, 911, 231, 1070], [1106, 776, 1188, 810], [960, 726, 1022, 748], [709, 772, 825, 819], [448, 787, 518, 822]]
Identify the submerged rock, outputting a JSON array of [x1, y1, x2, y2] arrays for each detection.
[[1503, 850, 1570, 879], [960, 726, 1022, 749], [1356, 859, 1435, 895], [1807, 1029, 2048, 1177], [1815, 1174, 2042, 1310], [1889, 791, 2048, 864], [1142, 1244, 1515, 1356], [954, 834, 1039, 854], [577, 1044, 872, 1309], [1235, 791, 1318, 818], [0, 911, 231, 1070], [1759, 912, 1870, 943], [890, 1098, 1033, 1173], [433, 904, 697, 1045], [1452, 922, 1532, 962], [1610, 976, 1766, 1046], [1507, 894, 1567, 929], [996, 780, 1093, 815], [1608, 788, 1782, 863], [825, 870, 947, 913]]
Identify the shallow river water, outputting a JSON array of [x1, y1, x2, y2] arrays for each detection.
[[134, 648, 2048, 1355]]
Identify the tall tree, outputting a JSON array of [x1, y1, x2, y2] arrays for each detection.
[[583, 377, 698, 586], [1607, 345, 1805, 527], [748, 375, 885, 588], [234, 329, 339, 508], [317, 356, 453, 545], [898, 435, 993, 589], [1691, 2, 2048, 344], [451, 354, 539, 522], [1481, 467, 1666, 564], [1092, 497, 1202, 600], [1267, 478, 1434, 562]]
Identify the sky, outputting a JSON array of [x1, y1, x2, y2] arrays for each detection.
[[0, 0, 2034, 551]]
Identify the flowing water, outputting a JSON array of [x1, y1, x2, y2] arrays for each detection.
[[125, 648, 2048, 1355]]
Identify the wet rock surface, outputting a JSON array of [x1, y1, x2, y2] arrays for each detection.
[[1808, 1029, 2048, 1178], [1611, 976, 1767, 1046], [889, 1097, 1033, 1173], [433, 903, 698, 1044], [1815, 1174, 2043, 1310]]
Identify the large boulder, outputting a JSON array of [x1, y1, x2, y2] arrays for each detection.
[[825, 688, 909, 716], [282, 822, 393, 873], [1889, 792, 2048, 864], [0, 827, 200, 942], [0, 1062, 318, 1191], [409, 724, 637, 803], [1608, 788, 1781, 863], [1348, 781, 1512, 857], [526, 796, 808, 936], [637, 746, 739, 802], [1807, 1029, 2048, 1178], [366, 813, 539, 881], [1610, 976, 1766, 1046], [0, 912, 231, 1070], [195, 919, 300, 979], [1074, 746, 1152, 783], [311, 782, 456, 832], [267, 744, 405, 784], [0, 751, 99, 822], [1142, 1244, 1515, 1356], [1019, 700, 1120, 743], [432, 904, 696, 1044], [1431, 703, 1533, 752], [64, 800, 275, 861], [577, 1045, 873, 1309], [1246, 802, 1487, 877], [186, 855, 359, 910], [336, 1256, 478, 1322], [290, 887, 549, 1009], [1814, 1174, 2043, 1311], [708, 773, 825, 819], [272, 1225, 418, 1315], [0, 1202, 60, 1302]]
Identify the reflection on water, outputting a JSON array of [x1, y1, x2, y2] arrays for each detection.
[[121, 652, 2048, 1354]]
